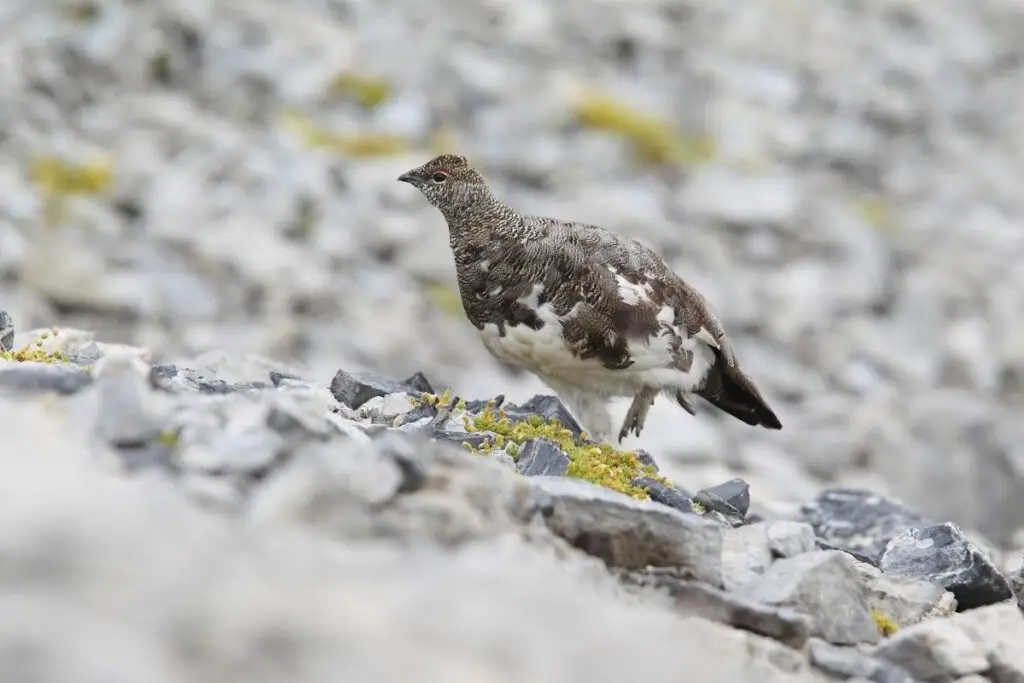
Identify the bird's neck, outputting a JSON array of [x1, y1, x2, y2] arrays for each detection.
[[439, 190, 524, 245]]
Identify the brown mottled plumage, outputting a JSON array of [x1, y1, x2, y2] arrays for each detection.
[[398, 154, 782, 443]]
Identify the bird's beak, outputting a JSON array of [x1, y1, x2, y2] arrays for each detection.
[[397, 171, 418, 185]]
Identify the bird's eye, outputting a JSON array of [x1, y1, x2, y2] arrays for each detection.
[[432, 171, 449, 183]]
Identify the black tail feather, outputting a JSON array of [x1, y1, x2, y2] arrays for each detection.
[[693, 349, 782, 430]]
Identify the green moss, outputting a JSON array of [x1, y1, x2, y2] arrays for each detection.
[[279, 110, 410, 158], [690, 500, 706, 514], [571, 90, 716, 167], [157, 430, 180, 448], [29, 154, 114, 227], [327, 73, 391, 110], [857, 195, 894, 232], [412, 387, 464, 412], [461, 401, 670, 500], [871, 608, 899, 637], [0, 328, 70, 364]]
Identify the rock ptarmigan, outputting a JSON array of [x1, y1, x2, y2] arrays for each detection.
[[398, 154, 782, 444]]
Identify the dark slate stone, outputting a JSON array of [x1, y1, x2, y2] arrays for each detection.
[[329, 369, 424, 409], [399, 371, 434, 395], [149, 365, 269, 395], [463, 394, 504, 413], [433, 429, 497, 450], [632, 477, 696, 515], [879, 522, 1013, 611], [694, 478, 751, 518], [269, 370, 304, 387], [0, 364, 93, 395], [402, 403, 438, 424], [801, 488, 933, 567], [808, 640, 916, 683], [502, 394, 583, 439], [1008, 563, 1024, 613], [0, 310, 13, 352], [814, 538, 878, 566], [634, 448, 660, 472], [516, 438, 569, 476]]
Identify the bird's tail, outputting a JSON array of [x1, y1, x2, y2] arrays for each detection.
[[685, 348, 782, 429]]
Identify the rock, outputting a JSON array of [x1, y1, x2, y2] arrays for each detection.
[[399, 370, 434, 395], [873, 603, 1024, 682], [632, 477, 698, 515], [802, 489, 934, 566], [767, 521, 818, 559], [808, 639, 916, 682], [149, 364, 270, 395], [329, 369, 427, 410], [357, 392, 416, 425], [721, 522, 776, 591], [0, 362, 94, 396], [527, 476, 727, 585], [89, 349, 167, 448], [695, 478, 752, 519], [501, 394, 584, 439], [621, 569, 813, 648], [736, 550, 881, 645], [1007, 561, 1024, 612], [634, 448, 660, 472], [880, 522, 1013, 611], [516, 437, 569, 476], [0, 310, 13, 352], [853, 561, 957, 628]]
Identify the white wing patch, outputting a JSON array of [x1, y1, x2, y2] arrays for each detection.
[[477, 281, 714, 396], [606, 265, 654, 306]]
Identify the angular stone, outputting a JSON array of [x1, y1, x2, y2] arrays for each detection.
[[357, 392, 416, 425], [90, 351, 166, 448], [695, 477, 752, 518], [622, 570, 812, 648], [399, 370, 434, 395], [527, 476, 726, 586], [149, 364, 269, 395], [808, 639, 916, 683], [516, 437, 569, 476], [0, 309, 13, 352], [329, 369, 426, 410], [854, 561, 956, 628], [0, 362, 94, 396], [634, 448, 661, 472], [880, 522, 1013, 611], [802, 488, 933, 566], [872, 603, 1024, 681], [501, 394, 583, 438], [721, 522, 775, 591], [767, 521, 818, 559], [736, 550, 880, 645], [632, 477, 698, 515]]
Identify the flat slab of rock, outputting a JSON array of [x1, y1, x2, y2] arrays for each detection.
[[501, 394, 584, 439], [695, 477, 751, 519], [0, 362, 94, 395], [808, 639, 916, 683], [329, 369, 433, 410], [736, 550, 881, 645], [802, 488, 933, 566], [527, 476, 727, 586], [880, 522, 1013, 611], [873, 602, 1024, 682], [853, 561, 956, 628]]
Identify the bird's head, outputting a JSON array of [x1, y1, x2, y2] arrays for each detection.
[[397, 154, 491, 211]]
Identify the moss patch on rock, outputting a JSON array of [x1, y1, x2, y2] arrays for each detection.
[[460, 401, 670, 500], [0, 328, 71, 364], [279, 109, 410, 157], [871, 608, 899, 637]]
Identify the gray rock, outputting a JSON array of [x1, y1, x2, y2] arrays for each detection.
[[853, 561, 956, 628], [527, 476, 727, 585], [721, 522, 776, 591], [1007, 561, 1024, 612], [767, 521, 819, 559], [632, 477, 699, 515], [873, 603, 1024, 682], [358, 392, 416, 425], [150, 364, 270, 395], [695, 478, 752, 519], [90, 350, 166, 448], [516, 437, 569, 476], [0, 362, 94, 396], [880, 522, 1013, 611], [808, 640, 916, 683], [329, 369, 428, 410], [802, 489, 934, 566], [736, 550, 881, 645], [634, 449, 660, 472], [0, 310, 13, 352], [621, 569, 813, 649], [501, 394, 584, 439]]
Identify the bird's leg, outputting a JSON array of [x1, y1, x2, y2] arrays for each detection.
[[553, 387, 614, 444], [619, 387, 657, 443]]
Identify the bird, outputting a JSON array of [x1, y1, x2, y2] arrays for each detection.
[[397, 154, 782, 445]]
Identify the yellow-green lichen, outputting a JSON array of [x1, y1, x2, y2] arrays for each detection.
[[461, 401, 671, 500], [279, 110, 410, 157], [410, 386, 465, 412], [157, 430, 180, 448], [871, 608, 899, 637], [326, 73, 391, 110], [29, 154, 114, 227], [571, 90, 716, 167], [857, 195, 894, 232], [690, 500, 706, 514], [423, 281, 464, 317], [0, 328, 70, 364]]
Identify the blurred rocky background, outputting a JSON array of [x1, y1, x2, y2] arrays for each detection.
[[2, 0, 1024, 661]]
